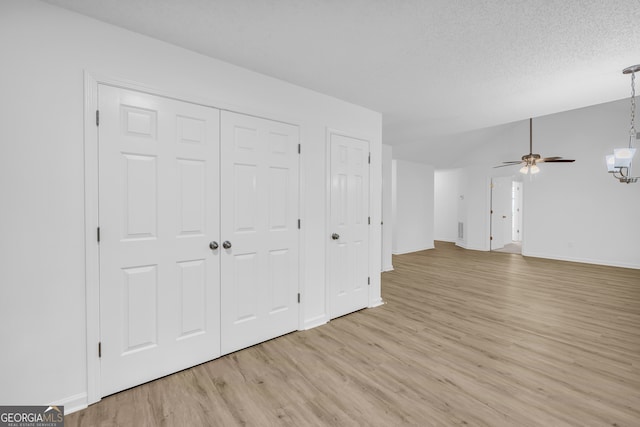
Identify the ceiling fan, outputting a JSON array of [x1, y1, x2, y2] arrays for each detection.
[[494, 118, 575, 174]]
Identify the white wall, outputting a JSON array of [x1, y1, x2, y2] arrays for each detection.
[[381, 145, 393, 271], [0, 0, 382, 412], [521, 103, 640, 268], [392, 160, 435, 254], [434, 169, 461, 242], [449, 100, 640, 268]]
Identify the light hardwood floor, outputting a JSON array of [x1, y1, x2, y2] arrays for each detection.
[[66, 242, 640, 426]]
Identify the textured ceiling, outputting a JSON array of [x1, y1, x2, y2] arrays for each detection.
[[42, 0, 640, 161]]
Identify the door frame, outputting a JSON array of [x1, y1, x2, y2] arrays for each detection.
[[490, 176, 509, 251], [83, 71, 304, 405], [324, 128, 372, 319], [489, 175, 525, 252]]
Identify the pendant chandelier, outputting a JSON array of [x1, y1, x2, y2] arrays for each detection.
[[605, 64, 640, 183]]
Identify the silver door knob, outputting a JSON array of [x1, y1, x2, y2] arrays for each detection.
[[222, 241, 232, 249], [331, 233, 340, 240], [209, 241, 219, 250]]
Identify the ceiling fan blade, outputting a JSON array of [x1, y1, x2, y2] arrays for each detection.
[[501, 161, 523, 164], [544, 159, 575, 163], [493, 163, 522, 168], [539, 156, 562, 161]]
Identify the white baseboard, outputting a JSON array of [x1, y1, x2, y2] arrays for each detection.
[[523, 251, 640, 270], [382, 264, 394, 272], [53, 392, 87, 415], [303, 315, 329, 330], [392, 245, 434, 255], [456, 242, 488, 251], [368, 298, 385, 308]]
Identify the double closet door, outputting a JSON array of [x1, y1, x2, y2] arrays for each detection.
[[97, 85, 299, 396]]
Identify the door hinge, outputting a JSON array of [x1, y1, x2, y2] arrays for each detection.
[[298, 144, 301, 154], [297, 293, 300, 303], [298, 219, 301, 229], [368, 216, 371, 225], [97, 227, 100, 243], [96, 110, 99, 126], [368, 152, 371, 164], [368, 277, 370, 285], [98, 342, 102, 358]]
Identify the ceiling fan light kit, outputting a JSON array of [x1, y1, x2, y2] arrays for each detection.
[[605, 64, 640, 184], [520, 164, 540, 175]]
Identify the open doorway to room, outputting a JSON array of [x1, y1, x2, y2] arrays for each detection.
[[490, 176, 523, 254]]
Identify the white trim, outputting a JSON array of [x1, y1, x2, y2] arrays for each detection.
[[433, 238, 457, 243], [54, 392, 88, 415], [368, 298, 385, 308], [483, 176, 492, 252], [489, 177, 495, 251], [297, 128, 306, 331], [324, 129, 333, 320], [522, 252, 640, 270], [367, 143, 383, 309], [382, 264, 394, 272], [455, 242, 488, 251], [83, 72, 100, 405], [392, 245, 435, 255], [303, 315, 329, 330], [82, 72, 304, 128]]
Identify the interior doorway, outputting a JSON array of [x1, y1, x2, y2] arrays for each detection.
[[490, 177, 523, 254]]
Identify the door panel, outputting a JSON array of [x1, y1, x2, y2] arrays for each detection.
[[121, 265, 157, 353], [98, 85, 220, 396], [177, 259, 207, 338], [177, 159, 206, 236], [220, 111, 299, 355], [329, 133, 370, 319]]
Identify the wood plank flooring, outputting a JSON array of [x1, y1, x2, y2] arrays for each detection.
[[66, 242, 640, 426]]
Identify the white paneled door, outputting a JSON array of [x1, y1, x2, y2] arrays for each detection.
[[328, 133, 370, 319], [98, 85, 220, 396], [220, 111, 300, 355]]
